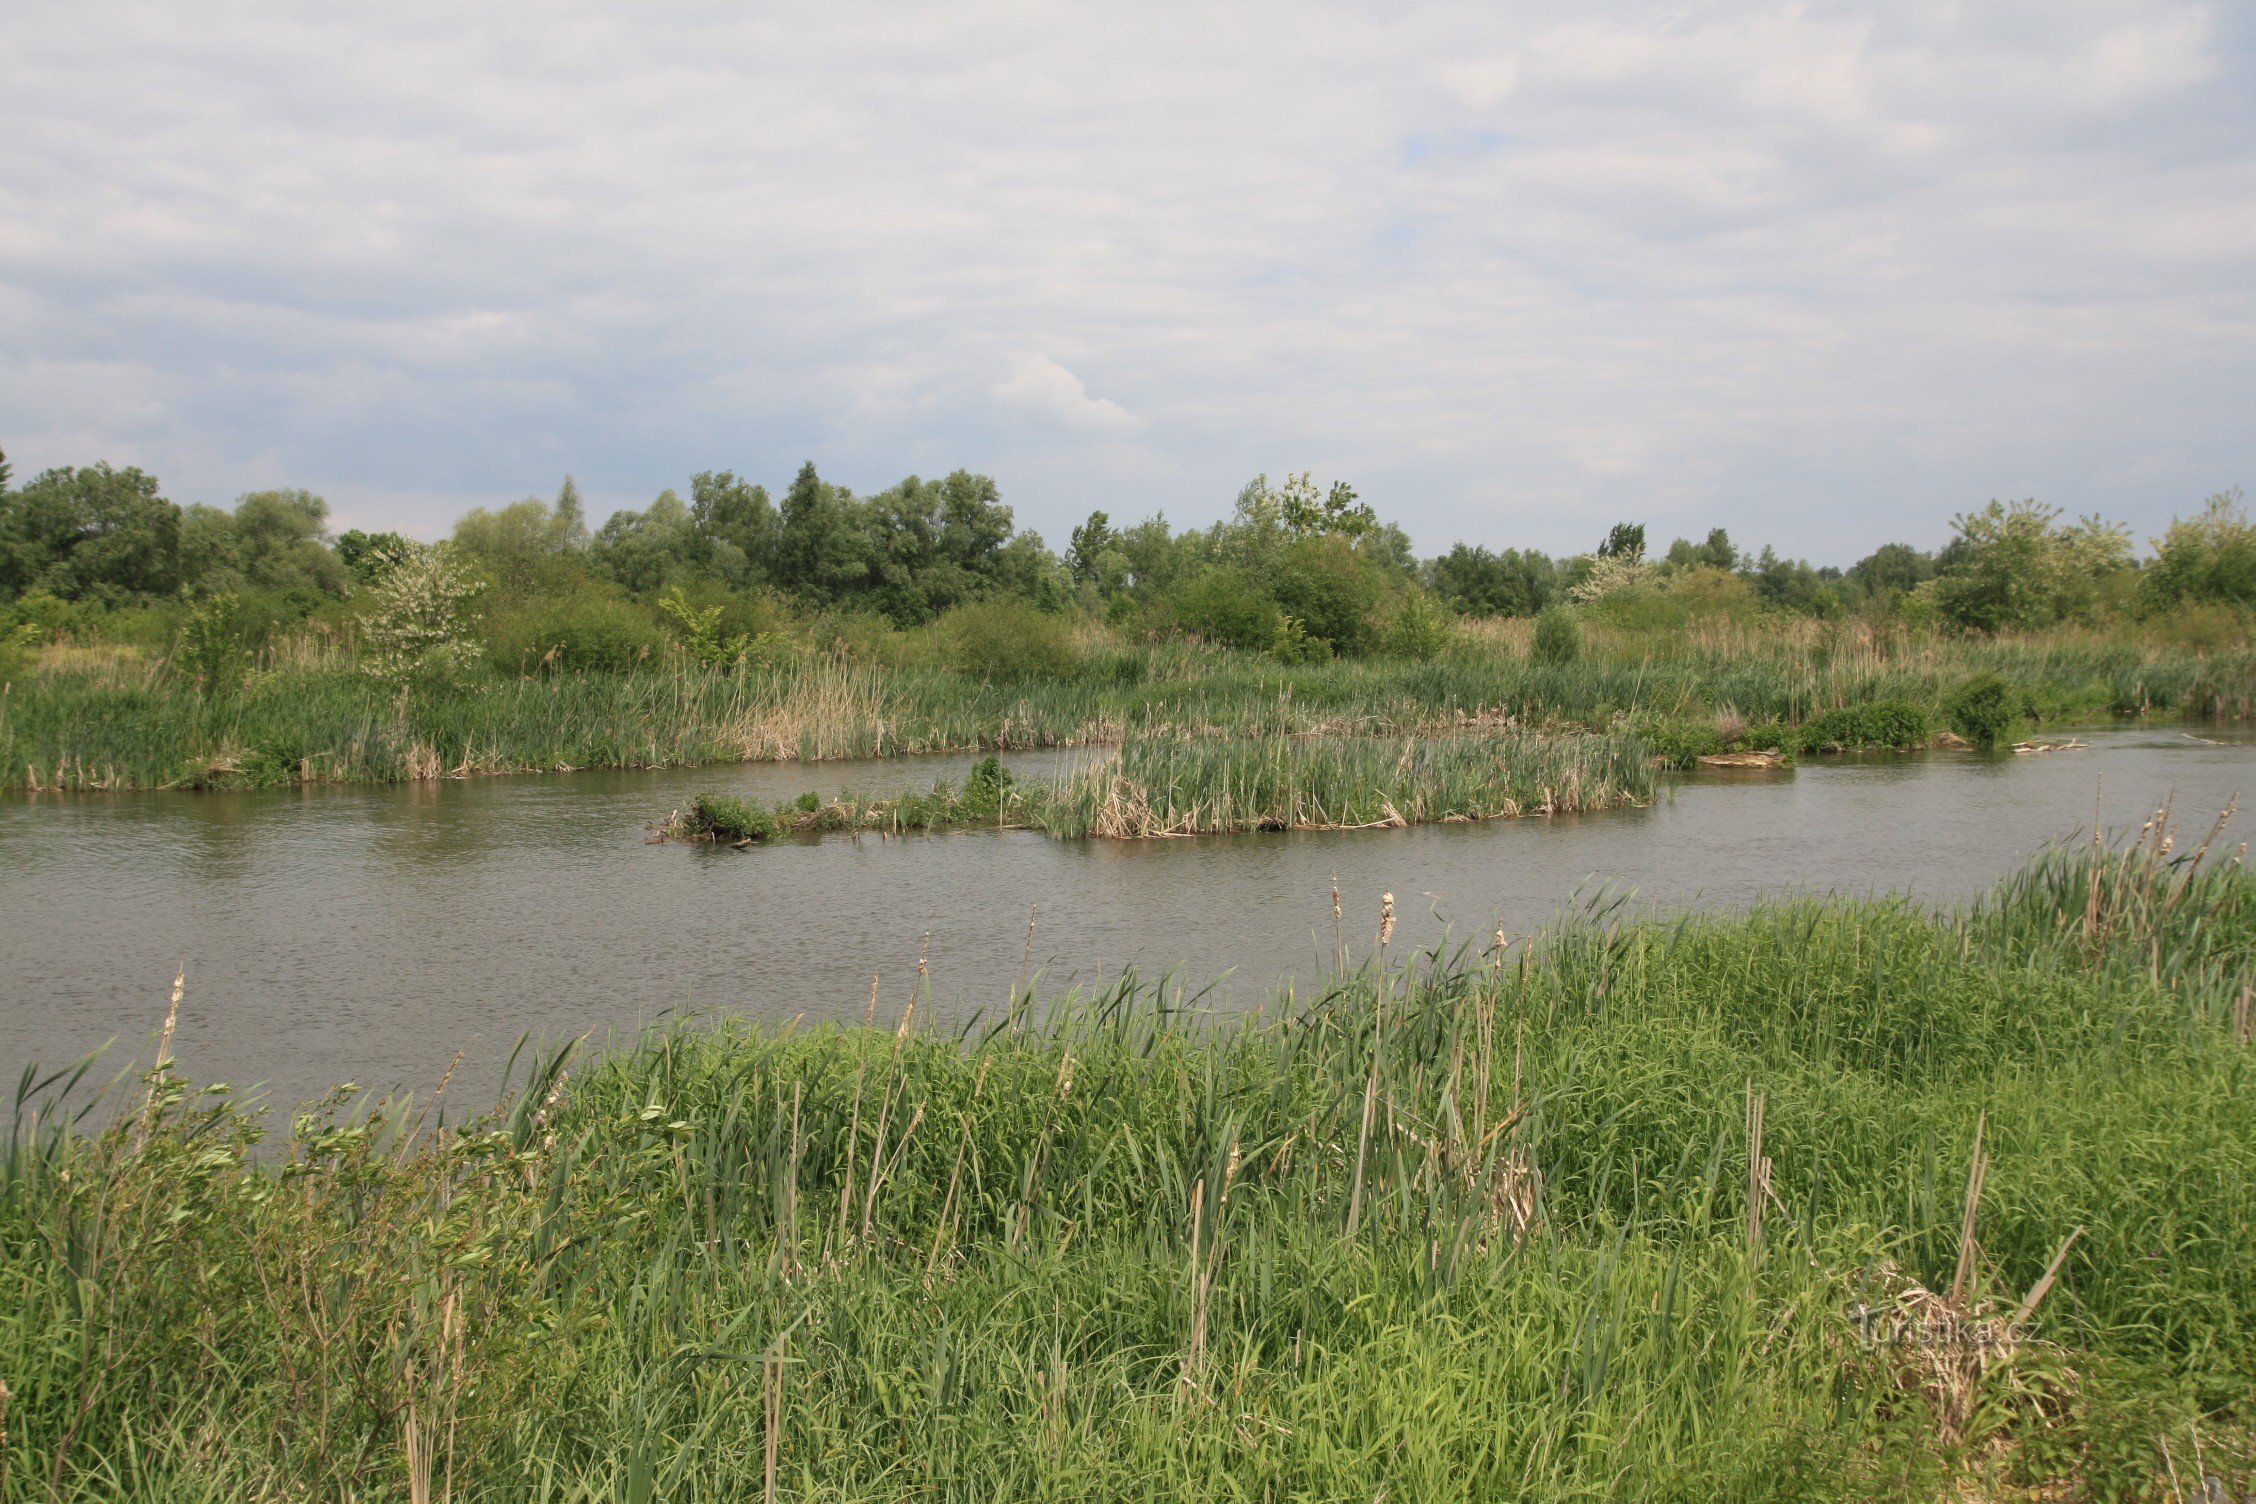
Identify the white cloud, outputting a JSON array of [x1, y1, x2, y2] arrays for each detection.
[[994, 354, 1142, 435], [0, 1, 2249, 560]]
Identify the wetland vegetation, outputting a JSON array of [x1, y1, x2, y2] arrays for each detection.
[[4, 818, 2252, 1500], [662, 730, 1655, 843], [3, 449, 2251, 794]]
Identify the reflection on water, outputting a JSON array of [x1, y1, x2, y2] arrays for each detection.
[[4, 728, 2250, 1110]]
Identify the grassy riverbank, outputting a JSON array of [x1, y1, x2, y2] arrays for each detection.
[[4, 623, 2252, 792], [668, 731, 1653, 843], [4, 822, 2252, 1500]]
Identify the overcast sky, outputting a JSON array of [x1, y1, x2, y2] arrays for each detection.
[[3, 3, 2251, 561]]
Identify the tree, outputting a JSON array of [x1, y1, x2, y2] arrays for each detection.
[[1597, 522, 1646, 561], [1663, 528, 1736, 572], [1424, 544, 1557, 616], [2139, 489, 2256, 611], [337, 529, 413, 586], [687, 470, 776, 586], [1067, 511, 1115, 584], [360, 544, 485, 690], [553, 476, 591, 550], [0, 463, 181, 603], [1932, 499, 2131, 632], [232, 489, 347, 598], [1848, 543, 1935, 600]]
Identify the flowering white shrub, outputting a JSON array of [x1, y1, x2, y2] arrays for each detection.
[[361, 544, 484, 690]]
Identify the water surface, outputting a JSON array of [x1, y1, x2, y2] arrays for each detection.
[[4, 726, 2250, 1110]]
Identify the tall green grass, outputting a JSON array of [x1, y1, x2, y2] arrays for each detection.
[[5, 625, 2251, 791], [673, 731, 1654, 842], [4, 824, 2251, 1498]]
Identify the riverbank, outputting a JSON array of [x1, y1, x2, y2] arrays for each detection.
[[5, 825, 2250, 1499], [661, 732, 1654, 843], [4, 625, 2251, 792]]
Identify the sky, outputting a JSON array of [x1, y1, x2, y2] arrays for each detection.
[[2, 3, 2252, 563]]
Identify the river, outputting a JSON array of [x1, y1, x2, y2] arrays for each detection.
[[4, 724, 2250, 1111]]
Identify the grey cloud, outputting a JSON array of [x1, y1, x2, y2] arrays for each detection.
[[0, 1, 2250, 557]]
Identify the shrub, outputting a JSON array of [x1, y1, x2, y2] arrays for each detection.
[[1632, 716, 1723, 767], [175, 593, 245, 694], [1797, 699, 1931, 752], [491, 593, 663, 673], [1532, 606, 1583, 666], [961, 754, 1013, 816], [940, 597, 1081, 680], [687, 793, 776, 842], [1945, 674, 2023, 748], [1155, 569, 1290, 655], [360, 545, 485, 691], [1381, 590, 1455, 662], [1270, 536, 1382, 656]]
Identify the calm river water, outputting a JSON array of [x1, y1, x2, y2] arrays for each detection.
[[4, 725, 2251, 1110]]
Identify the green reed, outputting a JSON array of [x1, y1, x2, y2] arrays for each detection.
[[4, 822, 2251, 1499], [666, 730, 1654, 844], [5, 626, 2251, 791]]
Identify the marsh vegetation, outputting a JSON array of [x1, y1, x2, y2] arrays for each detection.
[[4, 817, 2251, 1499]]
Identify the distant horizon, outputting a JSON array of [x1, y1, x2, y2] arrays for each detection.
[[5, 4, 2252, 561]]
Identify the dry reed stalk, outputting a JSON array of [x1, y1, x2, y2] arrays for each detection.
[[1347, 893, 1396, 1240], [1951, 1112, 1989, 1304], [1745, 1084, 1770, 1259], [135, 968, 185, 1150]]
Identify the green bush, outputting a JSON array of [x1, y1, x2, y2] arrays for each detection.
[[1632, 715, 1723, 768], [940, 597, 1081, 680], [1532, 605, 1583, 665], [175, 593, 245, 695], [1381, 590, 1455, 662], [1796, 699, 1931, 752], [488, 592, 664, 673], [687, 793, 776, 842], [1945, 674, 2023, 748], [1154, 569, 1290, 655], [1269, 536, 1382, 657]]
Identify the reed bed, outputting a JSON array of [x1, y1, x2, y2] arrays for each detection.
[[3, 823, 2252, 1499], [665, 730, 1654, 843], [4, 626, 2251, 791]]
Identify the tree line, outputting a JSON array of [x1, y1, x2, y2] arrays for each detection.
[[2, 441, 2249, 679]]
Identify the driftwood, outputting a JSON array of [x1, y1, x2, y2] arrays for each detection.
[[1696, 750, 1786, 769]]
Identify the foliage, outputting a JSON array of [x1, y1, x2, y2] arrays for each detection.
[[359, 545, 486, 692], [1597, 520, 1647, 559], [940, 596, 1081, 681], [1796, 698, 1931, 752], [336, 528, 412, 585], [0, 463, 182, 603], [1424, 543, 1557, 616], [1381, 589, 1456, 662], [2140, 489, 2256, 612], [1532, 604, 1583, 665], [175, 593, 246, 695], [1933, 499, 2133, 633], [1568, 550, 1654, 603], [656, 586, 757, 669], [1154, 567, 1293, 654], [489, 589, 663, 673], [1944, 674, 2024, 748]]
